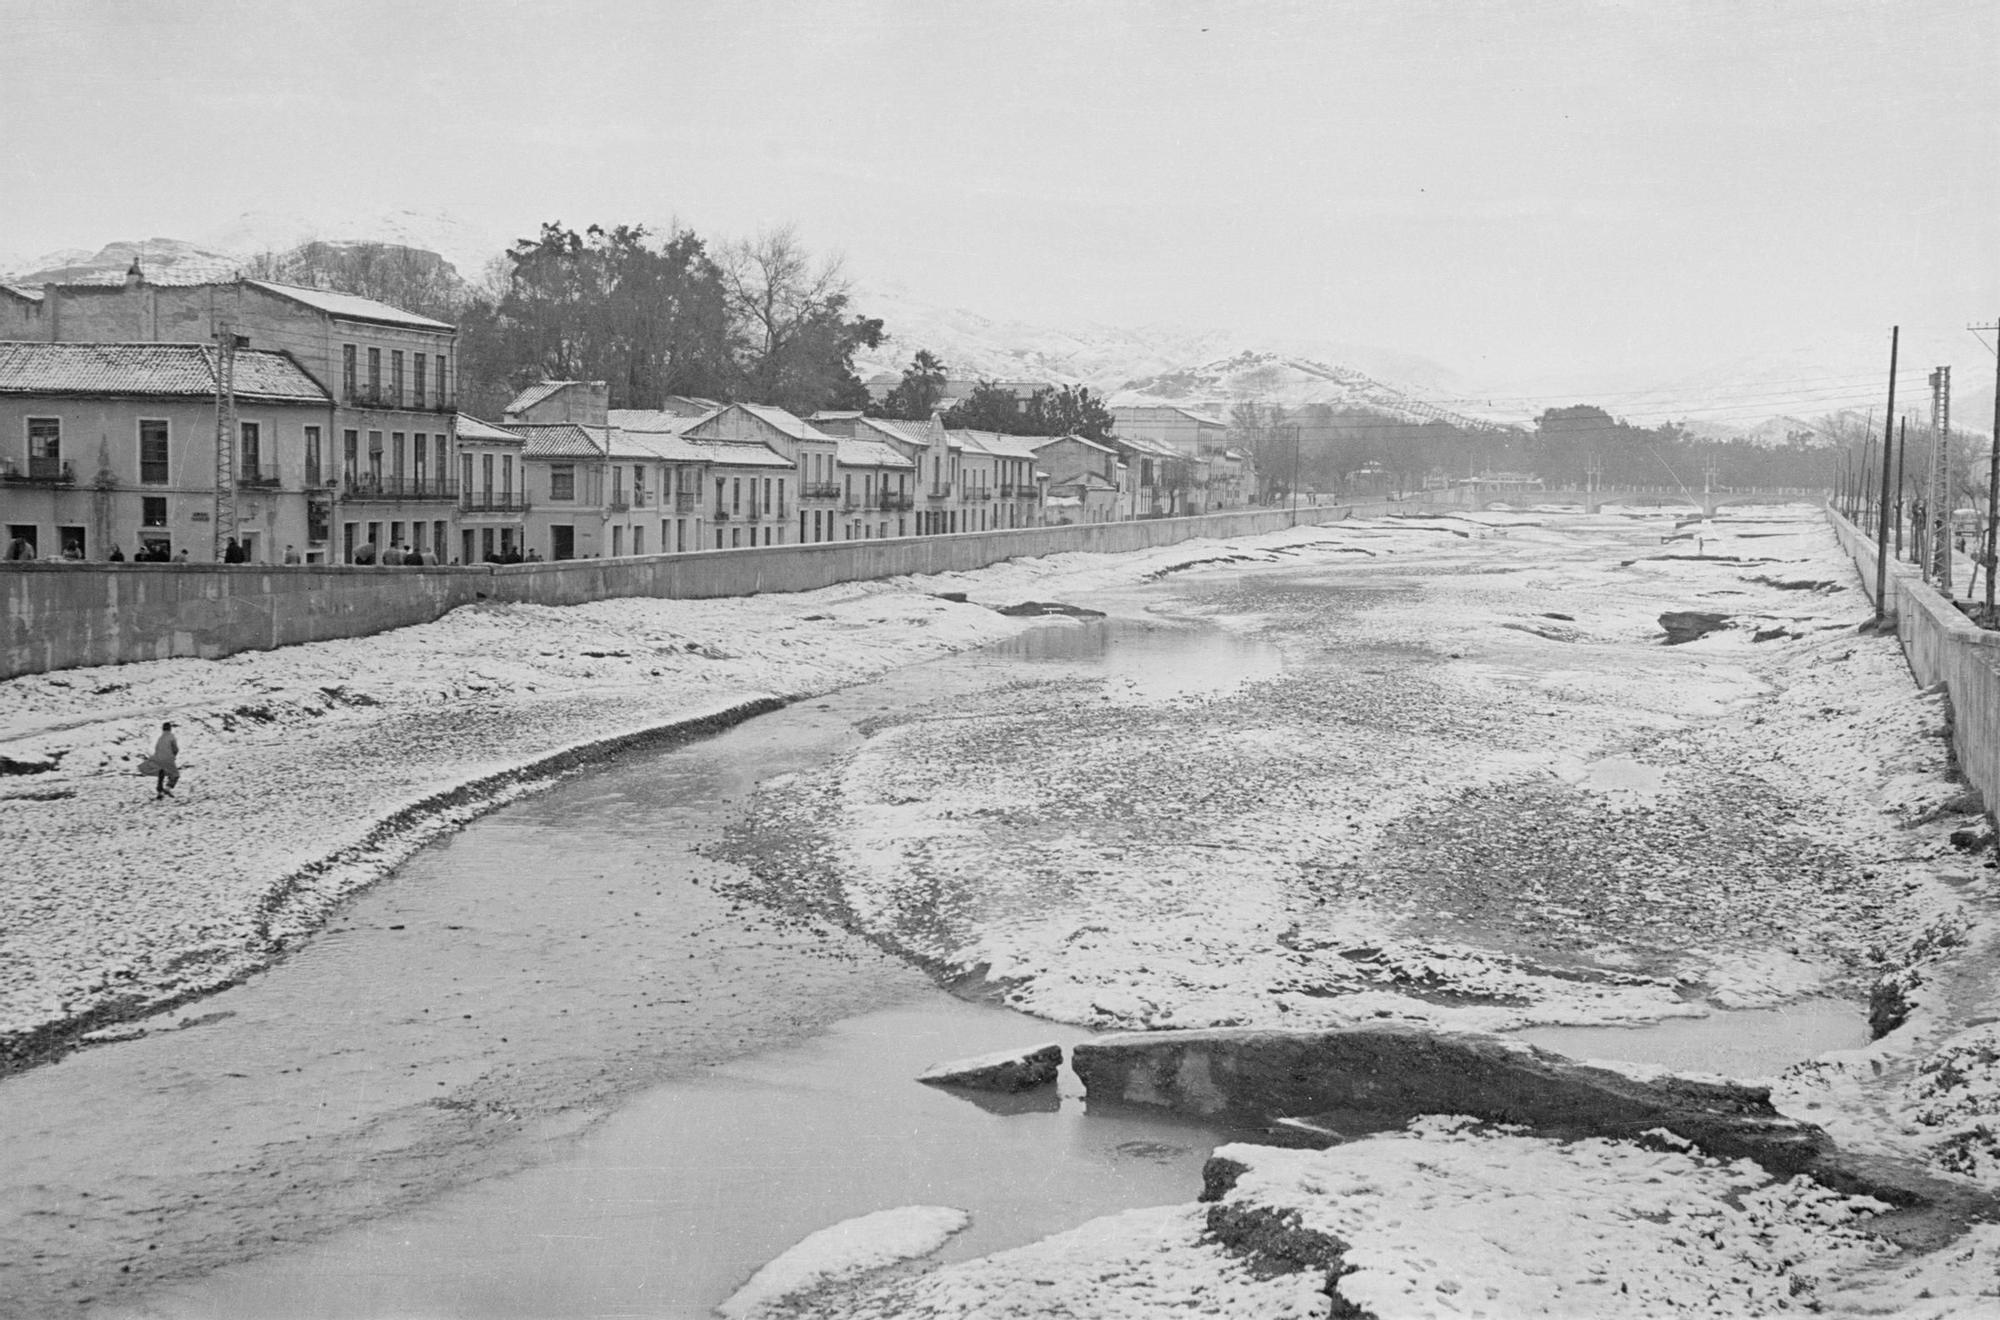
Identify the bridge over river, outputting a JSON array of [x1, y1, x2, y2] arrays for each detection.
[[1464, 484, 1826, 518]]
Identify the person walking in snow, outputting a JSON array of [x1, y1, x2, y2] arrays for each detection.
[[145, 721, 180, 799]]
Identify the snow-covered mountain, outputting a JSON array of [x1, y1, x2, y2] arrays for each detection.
[[4, 236, 243, 286], [11, 210, 1959, 443], [192, 208, 518, 286], [853, 281, 1485, 425]]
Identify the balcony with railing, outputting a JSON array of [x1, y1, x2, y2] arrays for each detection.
[[343, 474, 460, 502], [878, 491, 913, 512], [608, 496, 631, 512], [2, 456, 76, 486], [927, 482, 953, 500], [1001, 483, 1039, 499], [236, 466, 281, 489], [803, 482, 842, 501], [712, 508, 731, 521], [461, 491, 531, 514], [345, 387, 455, 413], [961, 485, 992, 503]]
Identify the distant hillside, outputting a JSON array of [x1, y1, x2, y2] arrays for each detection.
[[1112, 349, 1506, 429], [6, 236, 243, 286], [5, 212, 1912, 444]]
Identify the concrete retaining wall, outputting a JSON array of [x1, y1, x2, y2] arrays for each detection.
[[3, 497, 1448, 679], [1826, 506, 2000, 812]]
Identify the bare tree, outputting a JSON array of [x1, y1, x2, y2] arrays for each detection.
[[719, 226, 880, 413]]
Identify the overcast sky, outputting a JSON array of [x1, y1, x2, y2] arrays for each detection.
[[3, 0, 1996, 413]]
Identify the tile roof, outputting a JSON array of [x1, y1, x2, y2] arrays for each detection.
[[503, 380, 576, 416], [851, 416, 939, 450], [835, 437, 915, 469], [510, 423, 607, 459], [246, 280, 454, 331], [455, 413, 525, 444], [0, 341, 328, 403], [1, 285, 43, 303]]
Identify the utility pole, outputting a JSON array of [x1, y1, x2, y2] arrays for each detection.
[[1874, 328, 1897, 620], [1927, 367, 1953, 593], [1973, 320, 2000, 621], [1289, 423, 1301, 523], [212, 322, 238, 562]]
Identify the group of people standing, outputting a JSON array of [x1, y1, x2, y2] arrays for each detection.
[[349, 541, 437, 566]]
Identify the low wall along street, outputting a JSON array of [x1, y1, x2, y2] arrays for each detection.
[[1826, 506, 2000, 816], [1, 500, 1431, 680]]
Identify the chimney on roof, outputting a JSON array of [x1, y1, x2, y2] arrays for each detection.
[[124, 258, 144, 288]]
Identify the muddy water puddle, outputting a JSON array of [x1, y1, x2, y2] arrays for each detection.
[[1514, 998, 1867, 1077], [970, 613, 1284, 702], [126, 997, 1257, 1320]]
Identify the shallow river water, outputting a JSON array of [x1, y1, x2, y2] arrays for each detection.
[[5, 540, 1875, 1319]]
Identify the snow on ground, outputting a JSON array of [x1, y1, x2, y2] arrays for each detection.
[[1209, 1117, 1898, 1318], [769, 1203, 1332, 1319], [721, 505, 1980, 1045], [717, 1204, 970, 1318], [0, 527, 1395, 1064]]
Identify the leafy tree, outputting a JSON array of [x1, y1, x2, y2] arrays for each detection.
[[1023, 383, 1116, 441], [942, 381, 1028, 432], [471, 222, 735, 410], [877, 349, 949, 420], [241, 241, 468, 323]]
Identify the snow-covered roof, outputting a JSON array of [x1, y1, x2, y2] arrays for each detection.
[[952, 429, 1056, 460], [610, 429, 711, 463], [836, 437, 915, 469], [606, 408, 712, 434], [510, 422, 607, 459], [739, 402, 837, 444], [1106, 432, 1184, 460], [0, 341, 328, 404], [1032, 434, 1114, 456], [1112, 403, 1227, 429], [455, 413, 524, 444], [245, 280, 454, 331], [685, 437, 794, 469], [852, 416, 937, 449]]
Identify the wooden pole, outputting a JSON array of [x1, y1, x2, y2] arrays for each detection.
[[1987, 318, 2000, 620], [1876, 328, 1898, 619]]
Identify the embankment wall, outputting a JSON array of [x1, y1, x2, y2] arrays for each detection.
[[1827, 507, 2000, 812], [2, 498, 1441, 679]]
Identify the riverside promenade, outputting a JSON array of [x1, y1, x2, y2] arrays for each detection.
[[1, 499, 1437, 681]]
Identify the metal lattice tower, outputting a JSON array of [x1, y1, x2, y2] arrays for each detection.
[[1927, 366, 1953, 591], [212, 324, 238, 560]]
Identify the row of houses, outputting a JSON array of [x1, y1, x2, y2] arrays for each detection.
[[0, 267, 1253, 564]]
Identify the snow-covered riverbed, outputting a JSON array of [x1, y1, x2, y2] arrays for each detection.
[[10, 504, 2000, 1315]]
